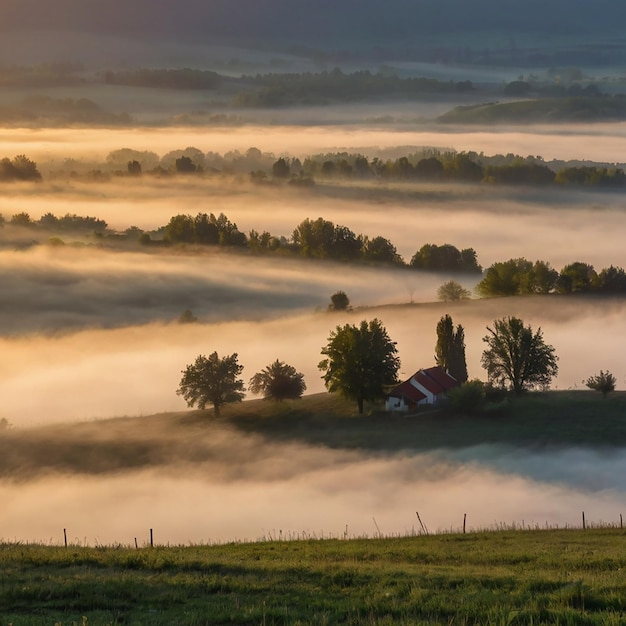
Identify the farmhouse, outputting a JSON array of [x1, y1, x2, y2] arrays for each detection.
[[385, 366, 459, 412]]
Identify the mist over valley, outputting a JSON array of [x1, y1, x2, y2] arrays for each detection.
[[1, 1, 626, 552]]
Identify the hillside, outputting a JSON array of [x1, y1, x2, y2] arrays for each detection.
[[1, 391, 625, 480], [438, 97, 626, 124]]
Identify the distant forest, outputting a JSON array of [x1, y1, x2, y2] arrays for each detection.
[[2, 64, 626, 127], [30, 146, 626, 190]]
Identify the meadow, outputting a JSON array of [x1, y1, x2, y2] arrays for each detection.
[[2, 528, 626, 625]]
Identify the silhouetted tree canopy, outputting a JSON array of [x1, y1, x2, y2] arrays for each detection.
[[329, 291, 351, 312], [177, 352, 245, 417], [249, 360, 306, 400], [585, 370, 616, 398], [410, 244, 481, 273], [481, 317, 558, 395], [437, 280, 471, 302], [319, 319, 400, 414], [435, 314, 468, 383]]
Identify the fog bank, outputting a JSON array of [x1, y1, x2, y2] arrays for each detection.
[[1, 444, 624, 545], [4, 124, 626, 165], [1, 296, 624, 426]]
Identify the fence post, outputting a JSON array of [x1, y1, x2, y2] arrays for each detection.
[[63, 528, 67, 548], [150, 528, 154, 547], [463, 513, 467, 534], [582, 512, 586, 530]]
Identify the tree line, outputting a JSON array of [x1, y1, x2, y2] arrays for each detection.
[[0, 210, 107, 232], [5, 208, 626, 297], [160, 212, 481, 271], [177, 312, 616, 417], [477, 258, 626, 296], [233, 69, 473, 107], [7, 148, 626, 190]]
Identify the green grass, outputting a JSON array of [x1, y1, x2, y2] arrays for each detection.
[[2, 529, 626, 625], [1, 392, 625, 479], [228, 391, 626, 452]]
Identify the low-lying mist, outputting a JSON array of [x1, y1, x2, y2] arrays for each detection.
[[4, 123, 626, 166], [2, 121, 625, 546], [1, 295, 624, 426], [2, 177, 626, 270], [0, 430, 624, 545]]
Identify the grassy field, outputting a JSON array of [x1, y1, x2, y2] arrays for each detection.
[[1, 529, 626, 625], [2, 392, 625, 624], [229, 390, 626, 451]]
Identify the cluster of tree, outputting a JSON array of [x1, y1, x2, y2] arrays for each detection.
[[177, 353, 306, 416], [233, 69, 473, 107], [39, 145, 626, 190], [477, 258, 626, 296], [277, 152, 626, 188], [158, 212, 474, 271], [177, 313, 575, 418], [101, 68, 221, 90], [163, 212, 247, 247], [410, 244, 481, 273], [1, 210, 107, 232], [291, 217, 400, 264], [0, 155, 41, 182], [554, 166, 626, 187]]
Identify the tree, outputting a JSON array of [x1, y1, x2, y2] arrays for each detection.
[[127, 160, 142, 176], [585, 370, 616, 398], [249, 360, 307, 401], [437, 280, 471, 302], [476, 258, 533, 296], [318, 319, 400, 414], [329, 290, 351, 311], [165, 214, 195, 243], [596, 266, 626, 293], [177, 352, 245, 417], [525, 260, 558, 294], [272, 157, 291, 179], [481, 317, 558, 395], [175, 155, 197, 173], [556, 262, 597, 293], [435, 314, 468, 383], [0, 155, 41, 181], [362, 236, 403, 265], [178, 309, 198, 324], [410, 243, 481, 273], [10, 212, 34, 227]]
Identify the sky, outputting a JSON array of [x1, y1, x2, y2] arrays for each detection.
[[0, 1, 624, 44]]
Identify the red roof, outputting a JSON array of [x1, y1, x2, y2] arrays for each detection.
[[413, 366, 458, 395], [389, 379, 427, 404]]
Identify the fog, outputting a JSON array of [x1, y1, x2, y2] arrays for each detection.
[[2, 177, 626, 270], [2, 117, 626, 545], [1, 294, 624, 426], [1, 438, 625, 545], [4, 123, 626, 165]]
